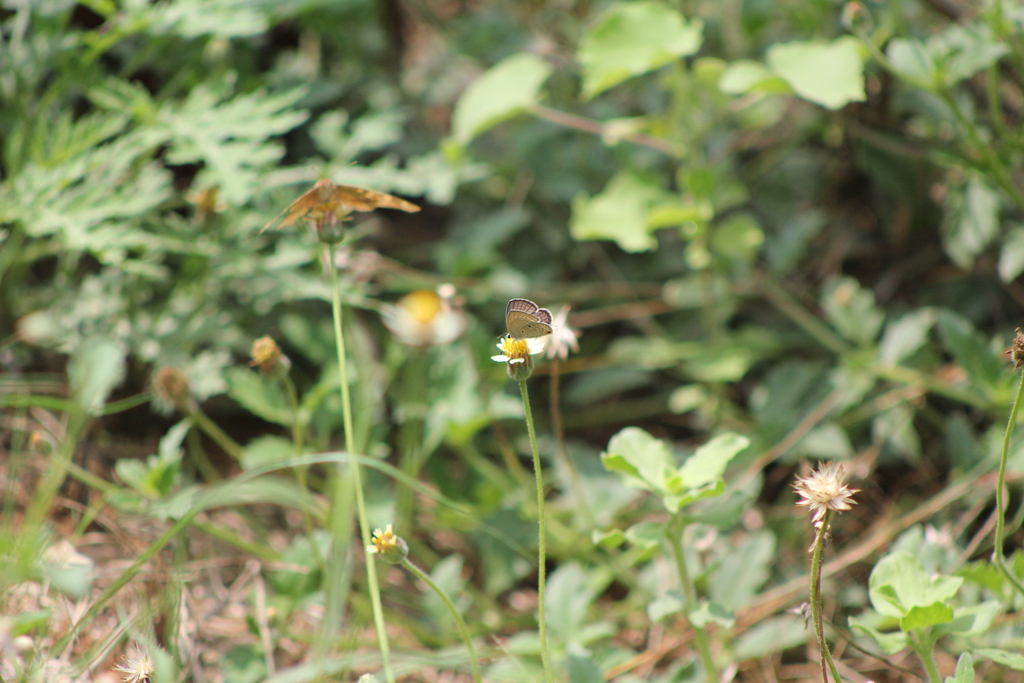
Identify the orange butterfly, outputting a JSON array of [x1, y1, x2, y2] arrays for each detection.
[[263, 179, 420, 232]]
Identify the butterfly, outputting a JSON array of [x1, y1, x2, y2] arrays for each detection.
[[505, 298, 553, 339], [263, 179, 420, 232]]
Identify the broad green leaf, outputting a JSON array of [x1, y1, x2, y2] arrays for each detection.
[[68, 337, 126, 415], [929, 23, 1009, 86], [240, 435, 295, 470], [624, 520, 665, 550], [869, 551, 963, 622], [886, 38, 937, 88], [973, 648, 1024, 671], [678, 432, 749, 489], [942, 178, 1001, 268], [937, 601, 1001, 637], [40, 541, 94, 600], [879, 308, 937, 365], [734, 615, 807, 659], [849, 613, 909, 654], [689, 601, 735, 629], [821, 276, 884, 346], [545, 563, 597, 643], [945, 653, 974, 683], [793, 423, 853, 460], [707, 530, 774, 611], [570, 171, 666, 252], [601, 426, 676, 493], [567, 645, 604, 683], [451, 53, 553, 144], [718, 60, 790, 94], [648, 591, 684, 621], [998, 225, 1024, 282], [766, 37, 866, 109], [900, 602, 954, 631], [224, 366, 292, 426], [936, 310, 1004, 395], [578, 1, 703, 99]]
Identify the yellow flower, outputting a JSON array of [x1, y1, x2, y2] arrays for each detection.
[[491, 336, 546, 380], [368, 524, 408, 564], [382, 287, 466, 346], [793, 461, 859, 530]]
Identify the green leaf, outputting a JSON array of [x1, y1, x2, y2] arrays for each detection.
[[718, 60, 791, 95], [689, 601, 735, 629], [240, 435, 295, 470], [544, 563, 598, 644], [678, 432, 748, 489], [886, 38, 937, 88], [224, 367, 292, 426], [849, 613, 909, 655], [734, 615, 807, 659], [570, 171, 666, 252], [937, 601, 1001, 637], [707, 530, 774, 611], [567, 645, 604, 683], [869, 551, 963, 624], [601, 426, 676, 493], [879, 308, 937, 365], [945, 653, 974, 683], [942, 178, 1001, 268], [821, 276, 884, 346], [623, 520, 664, 550], [998, 225, 1024, 282], [450, 53, 553, 144], [973, 648, 1024, 671], [765, 37, 866, 109], [936, 310, 1004, 396], [68, 338, 126, 415], [578, 1, 702, 99], [900, 602, 954, 631], [648, 591, 684, 622], [592, 528, 626, 548], [929, 23, 1009, 86]]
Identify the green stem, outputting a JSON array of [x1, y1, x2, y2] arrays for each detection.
[[518, 379, 553, 683], [401, 558, 482, 683], [328, 243, 393, 683], [187, 403, 243, 461], [666, 520, 717, 681], [994, 372, 1024, 596], [809, 511, 844, 683], [284, 375, 318, 551], [911, 633, 942, 683]]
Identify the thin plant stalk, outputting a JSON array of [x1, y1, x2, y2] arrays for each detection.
[[283, 375, 318, 550], [400, 558, 482, 683], [517, 379, 553, 683], [809, 509, 843, 683], [665, 520, 717, 681], [327, 243, 394, 683], [994, 371, 1024, 596], [910, 634, 942, 683]]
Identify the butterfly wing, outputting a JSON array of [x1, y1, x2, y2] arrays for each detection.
[[261, 180, 335, 232], [506, 298, 553, 338], [331, 185, 421, 213]]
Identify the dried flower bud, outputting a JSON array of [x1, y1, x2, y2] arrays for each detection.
[[250, 336, 291, 381], [1010, 327, 1024, 370], [151, 367, 191, 411], [315, 211, 349, 245]]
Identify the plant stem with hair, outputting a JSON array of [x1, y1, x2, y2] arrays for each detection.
[[518, 379, 553, 683], [666, 518, 717, 682], [327, 243, 393, 683], [401, 558, 482, 683], [994, 371, 1024, 596], [809, 510, 843, 683]]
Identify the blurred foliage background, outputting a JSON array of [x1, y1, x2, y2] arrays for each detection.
[[5, 0, 1024, 681]]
